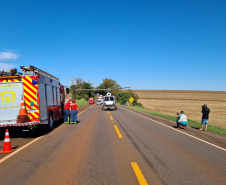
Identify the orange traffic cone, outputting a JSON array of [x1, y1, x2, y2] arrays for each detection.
[[19, 96, 27, 115], [17, 96, 30, 123], [0, 129, 16, 153]]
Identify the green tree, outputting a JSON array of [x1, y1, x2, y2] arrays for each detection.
[[70, 77, 94, 100], [97, 78, 121, 95], [80, 82, 94, 98]]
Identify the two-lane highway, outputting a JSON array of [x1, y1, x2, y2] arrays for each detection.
[[0, 105, 225, 185]]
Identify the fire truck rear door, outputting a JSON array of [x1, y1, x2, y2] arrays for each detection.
[[39, 83, 48, 121], [0, 82, 23, 125]]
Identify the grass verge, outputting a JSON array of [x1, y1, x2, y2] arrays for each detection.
[[122, 105, 226, 135], [76, 99, 89, 107]]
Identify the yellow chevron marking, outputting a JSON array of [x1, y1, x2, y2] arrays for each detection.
[[23, 86, 37, 99], [24, 93, 38, 106], [8, 79, 18, 82], [24, 102, 40, 115], [25, 100, 39, 111], [25, 76, 32, 82], [27, 113, 39, 119], [30, 112, 39, 118], [22, 76, 38, 92]]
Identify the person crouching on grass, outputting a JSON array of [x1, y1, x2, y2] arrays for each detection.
[[176, 111, 187, 129], [70, 99, 78, 124]]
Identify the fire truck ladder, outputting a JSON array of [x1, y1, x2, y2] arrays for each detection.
[[20, 65, 59, 81]]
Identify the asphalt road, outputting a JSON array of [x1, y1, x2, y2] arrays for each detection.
[[0, 104, 226, 185]]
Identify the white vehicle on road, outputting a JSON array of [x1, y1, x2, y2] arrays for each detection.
[[102, 93, 117, 110], [97, 96, 104, 104]]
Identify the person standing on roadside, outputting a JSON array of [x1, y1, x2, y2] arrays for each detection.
[[64, 99, 71, 124], [71, 99, 78, 124], [200, 104, 210, 131]]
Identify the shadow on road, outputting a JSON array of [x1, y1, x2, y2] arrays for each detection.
[[190, 126, 200, 130], [12, 145, 19, 150], [102, 108, 117, 111], [0, 120, 64, 140], [65, 121, 81, 125]]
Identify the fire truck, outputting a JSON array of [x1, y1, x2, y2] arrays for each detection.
[[89, 97, 95, 104], [0, 66, 67, 131]]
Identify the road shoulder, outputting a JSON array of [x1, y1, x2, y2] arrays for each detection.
[[119, 105, 226, 149]]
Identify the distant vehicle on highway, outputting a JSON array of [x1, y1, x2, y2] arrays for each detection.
[[89, 97, 95, 104], [97, 96, 104, 104], [96, 100, 102, 105], [102, 93, 117, 110]]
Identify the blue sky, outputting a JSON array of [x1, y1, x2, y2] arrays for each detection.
[[0, 0, 225, 91]]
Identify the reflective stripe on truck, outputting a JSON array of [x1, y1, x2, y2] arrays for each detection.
[[22, 76, 40, 121]]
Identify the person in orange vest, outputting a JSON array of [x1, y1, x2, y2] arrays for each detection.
[[70, 99, 78, 124], [64, 99, 71, 124]]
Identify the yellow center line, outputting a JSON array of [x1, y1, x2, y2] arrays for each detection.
[[131, 162, 148, 185], [108, 111, 110, 114], [114, 125, 123, 138], [110, 116, 113, 121]]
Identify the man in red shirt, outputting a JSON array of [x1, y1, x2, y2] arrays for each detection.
[[71, 99, 78, 124], [64, 99, 71, 124]]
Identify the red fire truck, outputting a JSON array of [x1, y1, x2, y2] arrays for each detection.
[[89, 97, 94, 104], [0, 66, 67, 131]]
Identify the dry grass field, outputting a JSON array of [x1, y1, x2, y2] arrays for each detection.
[[133, 90, 226, 129]]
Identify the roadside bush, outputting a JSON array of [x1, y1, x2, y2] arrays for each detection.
[[83, 94, 89, 101], [116, 92, 130, 103], [73, 94, 82, 100], [116, 90, 143, 108], [137, 102, 144, 108]]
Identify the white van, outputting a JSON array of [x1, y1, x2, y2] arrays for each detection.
[[97, 97, 104, 104]]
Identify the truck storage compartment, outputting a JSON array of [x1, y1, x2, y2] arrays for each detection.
[[0, 82, 23, 126]]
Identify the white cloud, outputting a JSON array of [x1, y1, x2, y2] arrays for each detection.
[[0, 50, 18, 61], [0, 63, 16, 71]]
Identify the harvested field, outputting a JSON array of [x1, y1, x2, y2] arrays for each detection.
[[134, 90, 226, 129]]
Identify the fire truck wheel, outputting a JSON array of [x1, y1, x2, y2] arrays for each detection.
[[48, 114, 54, 131]]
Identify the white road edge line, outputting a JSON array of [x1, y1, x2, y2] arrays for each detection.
[[0, 105, 94, 165], [0, 136, 43, 164], [119, 106, 226, 152]]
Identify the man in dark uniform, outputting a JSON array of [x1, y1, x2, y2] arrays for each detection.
[[200, 104, 210, 131]]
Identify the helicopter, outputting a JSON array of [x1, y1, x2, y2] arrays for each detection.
[[102, 92, 117, 111]]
